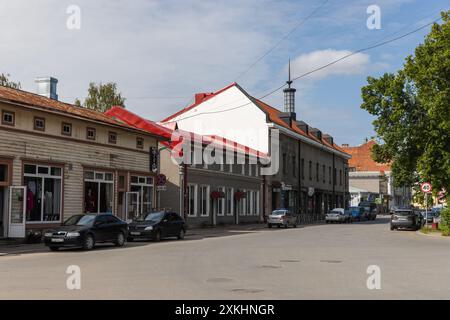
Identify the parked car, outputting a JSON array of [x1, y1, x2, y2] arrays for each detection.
[[267, 209, 297, 228], [325, 208, 351, 224], [348, 206, 364, 222], [128, 211, 186, 241], [421, 209, 441, 224], [390, 209, 421, 231], [359, 201, 377, 220], [44, 214, 128, 251]]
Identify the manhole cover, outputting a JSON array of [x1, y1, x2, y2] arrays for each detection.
[[206, 278, 233, 283], [231, 288, 264, 293], [259, 265, 282, 269], [280, 259, 300, 263], [320, 260, 342, 263]]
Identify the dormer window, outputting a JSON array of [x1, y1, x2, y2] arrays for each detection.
[[108, 131, 117, 144], [86, 127, 96, 140], [34, 117, 45, 131], [2, 111, 15, 126]]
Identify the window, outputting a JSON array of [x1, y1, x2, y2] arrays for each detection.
[[136, 137, 144, 149], [217, 186, 225, 216], [316, 163, 319, 182], [84, 170, 114, 214], [329, 167, 332, 184], [61, 122, 72, 136], [2, 110, 15, 126], [282, 153, 287, 174], [187, 184, 197, 217], [34, 117, 45, 131], [130, 175, 154, 216], [248, 164, 252, 176], [322, 165, 326, 183], [24, 164, 62, 223], [334, 168, 337, 186], [340, 169, 343, 186], [226, 187, 234, 216], [246, 190, 251, 214], [109, 131, 117, 144], [0, 161, 11, 186], [301, 158, 305, 179], [199, 185, 210, 216], [239, 189, 247, 216], [252, 190, 259, 216], [292, 156, 296, 177], [86, 127, 96, 140], [241, 163, 245, 175], [309, 161, 312, 181]]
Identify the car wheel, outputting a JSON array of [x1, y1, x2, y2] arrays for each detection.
[[268, 224, 272, 228], [114, 232, 126, 247], [390, 225, 395, 231], [177, 229, 185, 240], [293, 223, 297, 228], [153, 230, 161, 242], [285, 223, 289, 228], [49, 246, 59, 252], [82, 234, 95, 250]]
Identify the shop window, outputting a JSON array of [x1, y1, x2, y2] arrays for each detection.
[[136, 137, 144, 149], [109, 131, 117, 144], [2, 110, 15, 126], [225, 187, 233, 216], [217, 187, 225, 216], [0, 162, 10, 186], [187, 184, 197, 217], [62, 122, 72, 136], [84, 170, 114, 214], [24, 164, 62, 222], [34, 117, 45, 131], [130, 175, 154, 216], [86, 127, 96, 140]]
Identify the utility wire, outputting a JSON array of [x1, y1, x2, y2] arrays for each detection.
[[234, 0, 330, 81], [166, 15, 443, 123]]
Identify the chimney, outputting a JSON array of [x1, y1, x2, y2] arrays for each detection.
[[283, 60, 296, 117], [342, 143, 349, 147], [35, 77, 58, 100]]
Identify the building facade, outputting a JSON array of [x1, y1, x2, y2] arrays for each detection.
[[341, 140, 412, 211], [0, 80, 165, 238], [160, 81, 351, 221]]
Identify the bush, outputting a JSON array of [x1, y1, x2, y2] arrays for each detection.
[[440, 207, 450, 236]]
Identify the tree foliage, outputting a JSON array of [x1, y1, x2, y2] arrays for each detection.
[[76, 82, 125, 112], [361, 11, 450, 200], [0, 73, 21, 89]]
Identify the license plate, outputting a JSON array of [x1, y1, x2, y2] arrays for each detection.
[[130, 232, 141, 236], [51, 238, 64, 243]]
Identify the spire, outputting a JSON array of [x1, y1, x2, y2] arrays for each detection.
[[283, 60, 296, 114]]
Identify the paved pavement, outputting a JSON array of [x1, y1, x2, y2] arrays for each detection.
[[1, 217, 450, 299]]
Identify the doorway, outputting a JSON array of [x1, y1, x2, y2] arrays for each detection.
[[0, 187, 4, 238]]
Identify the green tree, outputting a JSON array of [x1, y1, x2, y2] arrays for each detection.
[[0, 73, 21, 89], [361, 11, 450, 200], [76, 82, 125, 112]]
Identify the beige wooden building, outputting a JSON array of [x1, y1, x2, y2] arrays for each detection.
[[0, 78, 165, 239]]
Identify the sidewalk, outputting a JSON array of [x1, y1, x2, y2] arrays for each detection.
[[0, 221, 324, 256]]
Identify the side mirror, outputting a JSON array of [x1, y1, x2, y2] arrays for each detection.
[[163, 219, 168, 223], [94, 221, 102, 227]]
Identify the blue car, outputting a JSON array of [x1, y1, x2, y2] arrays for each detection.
[[348, 206, 364, 221]]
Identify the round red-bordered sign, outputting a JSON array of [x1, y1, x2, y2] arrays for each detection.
[[420, 182, 432, 193]]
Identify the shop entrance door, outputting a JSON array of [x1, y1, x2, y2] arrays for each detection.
[[125, 192, 140, 222], [0, 187, 4, 238], [8, 186, 26, 238]]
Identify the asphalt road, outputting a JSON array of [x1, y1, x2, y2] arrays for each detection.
[[1, 217, 449, 299]]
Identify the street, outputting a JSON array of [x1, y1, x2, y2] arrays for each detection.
[[1, 216, 450, 300]]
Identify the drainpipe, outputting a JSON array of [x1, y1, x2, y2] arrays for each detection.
[[298, 140, 302, 215]]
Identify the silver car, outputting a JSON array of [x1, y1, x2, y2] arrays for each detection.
[[325, 208, 351, 223], [267, 209, 297, 228]]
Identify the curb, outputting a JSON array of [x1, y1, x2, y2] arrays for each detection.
[[415, 230, 450, 239]]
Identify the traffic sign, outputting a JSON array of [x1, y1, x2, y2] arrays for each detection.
[[156, 174, 167, 186], [438, 191, 446, 204], [420, 182, 432, 193]]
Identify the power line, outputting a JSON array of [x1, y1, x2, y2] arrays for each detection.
[[167, 15, 443, 123], [234, 0, 330, 81]]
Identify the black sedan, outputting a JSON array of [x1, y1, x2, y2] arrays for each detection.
[[128, 211, 186, 242], [44, 214, 128, 251]]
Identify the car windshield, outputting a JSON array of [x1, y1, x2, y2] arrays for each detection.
[[272, 210, 286, 216], [143, 211, 165, 222], [63, 215, 95, 226]]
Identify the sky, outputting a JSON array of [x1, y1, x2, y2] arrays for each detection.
[[0, 0, 448, 146]]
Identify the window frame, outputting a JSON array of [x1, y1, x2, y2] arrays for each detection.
[[86, 127, 96, 141], [108, 131, 117, 144], [199, 184, 210, 217], [225, 187, 234, 216], [2, 110, 15, 126], [33, 117, 45, 132], [84, 170, 114, 215], [136, 137, 144, 149], [187, 183, 198, 217], [61, 122, 72, 136]]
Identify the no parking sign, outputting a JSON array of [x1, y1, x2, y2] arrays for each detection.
[[420, 182, 432, 193]]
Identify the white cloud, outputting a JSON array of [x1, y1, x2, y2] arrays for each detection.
[[290, 49, 371, 81]]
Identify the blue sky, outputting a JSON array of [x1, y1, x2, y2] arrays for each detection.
[[0, 0, 448, 146]]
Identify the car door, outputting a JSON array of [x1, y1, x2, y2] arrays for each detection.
[[105, 215, 122, 241], [166, 213, 180, 237], [92, 215, 109, 242]]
